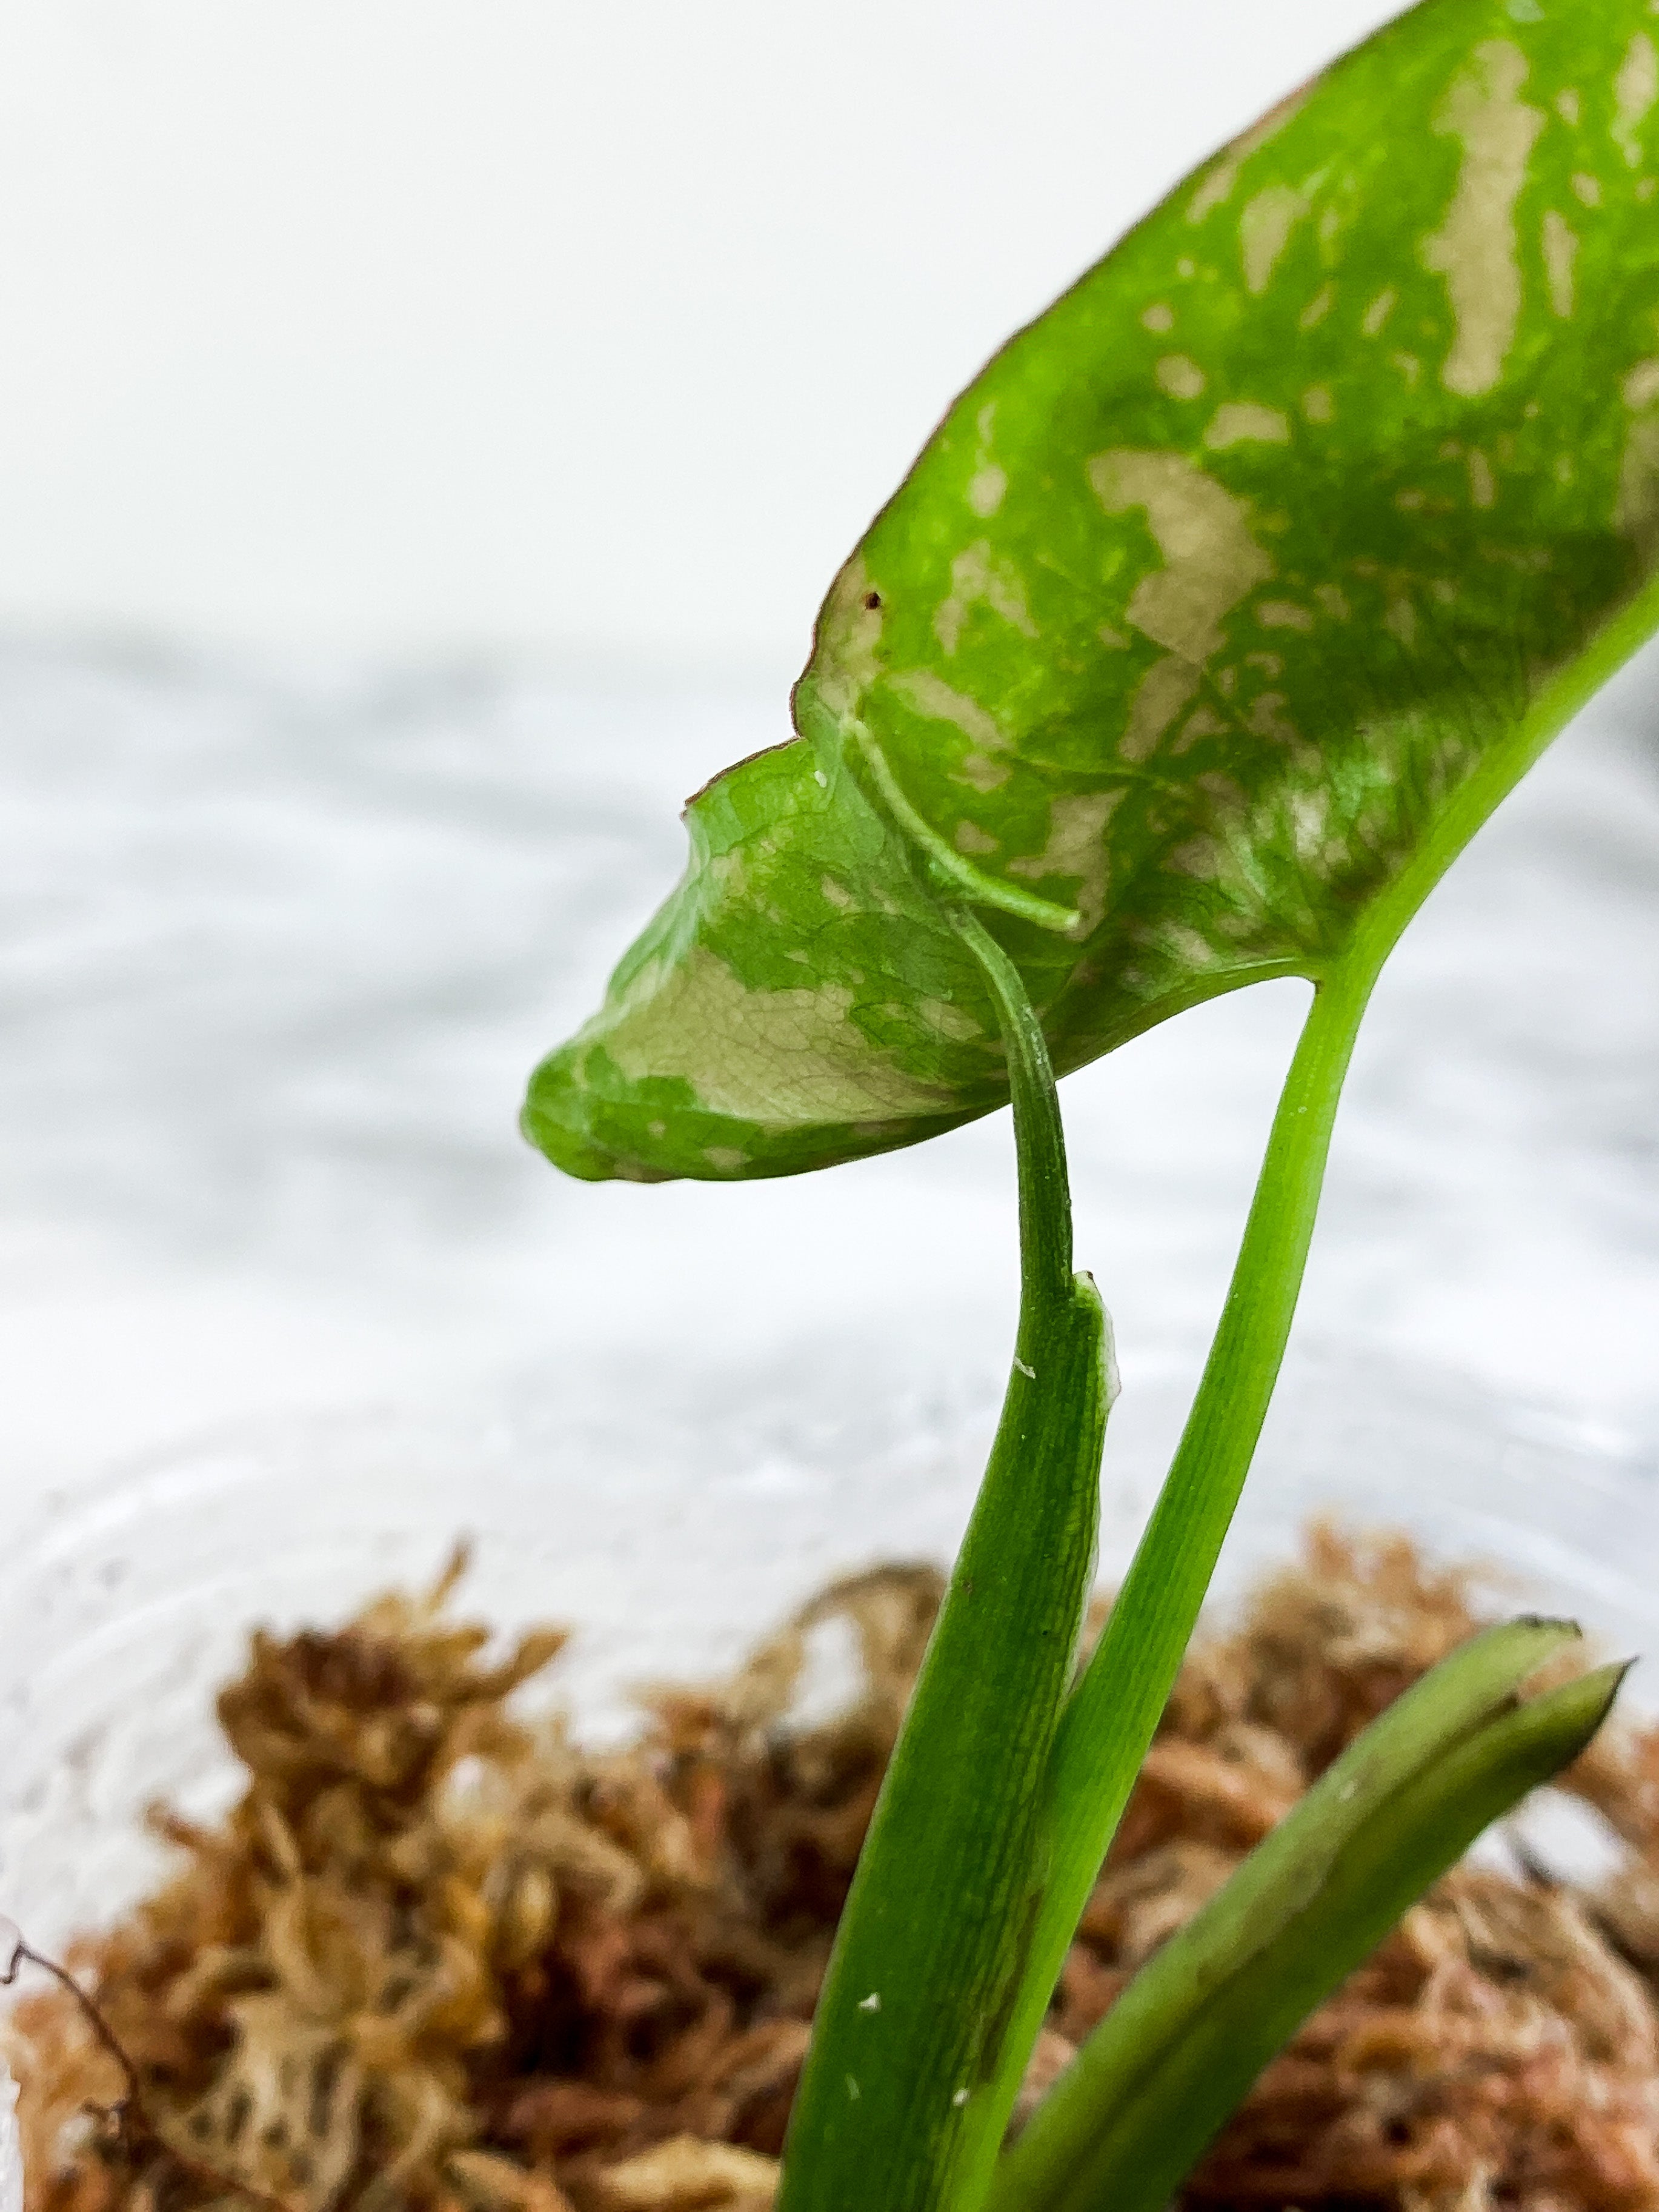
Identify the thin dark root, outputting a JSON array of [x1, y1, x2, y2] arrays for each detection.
[[1, 1933, 299, 2212], [2, 1939, 144, 2144]]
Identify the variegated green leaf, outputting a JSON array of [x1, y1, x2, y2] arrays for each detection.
[[526, 0, 1659, 1184]]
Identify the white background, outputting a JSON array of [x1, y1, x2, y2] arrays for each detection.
[[0, 0, 1400, 675]]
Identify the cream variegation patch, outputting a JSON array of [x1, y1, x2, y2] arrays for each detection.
[[1239, 184, 1306, 294], [812, 556, 885, 717], [1088, 450, 1274, 664], [1421, 40, 1544, 397], [965, 402, 1008, 517], [887, 669, 1009, 756], [1614, 33, 1658, 165], [1155, 354, 1208, 400], [1186, 82, 1314, 222], [1120, 656, 1202, 763], [1205, 403, 1291, 448]]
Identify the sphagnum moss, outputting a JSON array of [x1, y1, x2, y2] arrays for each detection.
[[8, 1529, 1659, 2212]]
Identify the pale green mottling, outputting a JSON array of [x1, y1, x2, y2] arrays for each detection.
[[934, 541, 1040, 654], [916, 995, 985, 1041], [1005, 792, 1124, 934], [888, 669, 1010, 756], [603, 947, 953, 1124]]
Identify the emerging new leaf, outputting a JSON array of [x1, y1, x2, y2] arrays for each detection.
[[527, 0, 1659, 1183]]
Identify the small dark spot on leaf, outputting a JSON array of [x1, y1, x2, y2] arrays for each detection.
[[864, 591, 882, 610]]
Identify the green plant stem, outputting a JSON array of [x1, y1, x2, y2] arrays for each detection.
[[774, 908, 1111, 2212], [953, 945, 1381, 2202], [982, 566, 1659, 2123]]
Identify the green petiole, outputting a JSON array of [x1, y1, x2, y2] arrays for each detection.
[[774, 909, 1111, 2212], [969, 948, 1381, 2167]]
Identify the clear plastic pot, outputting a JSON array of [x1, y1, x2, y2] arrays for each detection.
[[0, 1335, 1654, 1949]]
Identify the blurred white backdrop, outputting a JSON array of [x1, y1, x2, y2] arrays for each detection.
[[0, 1, 1654, 1511], [0, 0, 1401, 672]]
